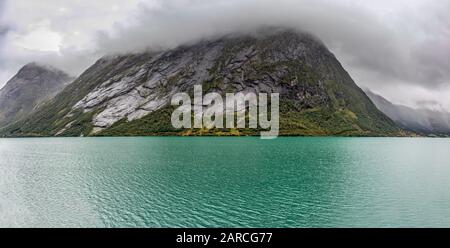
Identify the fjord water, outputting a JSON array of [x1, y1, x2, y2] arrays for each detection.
[[1, 137, 450, 227]]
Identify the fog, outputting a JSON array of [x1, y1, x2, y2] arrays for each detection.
[[0, 0, 449, 111]]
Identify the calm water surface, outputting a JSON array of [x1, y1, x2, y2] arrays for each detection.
[[1, 137, 450, 227]]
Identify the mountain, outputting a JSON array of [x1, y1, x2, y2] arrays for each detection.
[[0, 63, 73, 128], [0, 29, 402, 137], [366, 90, 450, 136]]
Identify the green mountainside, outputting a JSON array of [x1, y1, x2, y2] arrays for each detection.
[[0, 29, 403, 137]]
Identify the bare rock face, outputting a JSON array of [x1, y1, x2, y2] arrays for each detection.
[[68, 30, 339, 133], [0, 63, 73, 128], [1, 28, 401, 137], [70, 40, 225, 132]]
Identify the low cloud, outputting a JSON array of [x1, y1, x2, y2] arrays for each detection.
[[0, 0, 449, 111]]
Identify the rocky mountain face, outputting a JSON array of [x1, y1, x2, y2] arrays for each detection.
[[0, 63, 73, 128], [366, 90, 450, 136], [1, 29, 402, 137]]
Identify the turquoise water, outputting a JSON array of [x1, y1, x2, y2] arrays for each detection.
[[1, 137, 450, 227]]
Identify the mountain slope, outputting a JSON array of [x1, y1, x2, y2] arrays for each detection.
[[0, 63, 73, 128], [366, 90, 450, 136], [1, 29, 402, 137]]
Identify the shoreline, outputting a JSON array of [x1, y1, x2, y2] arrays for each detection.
[[1, 134, 445, 139]]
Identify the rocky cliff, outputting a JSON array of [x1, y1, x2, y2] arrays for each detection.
[[0, 63, 73, 128], [1, 29, 402, 137]]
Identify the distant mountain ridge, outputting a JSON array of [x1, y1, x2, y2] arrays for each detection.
[[0, 29, 403, 137], [366, 90, 450, 136], [0, 63, 73, 128]]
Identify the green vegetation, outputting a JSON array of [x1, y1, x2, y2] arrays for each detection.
[[94, 100, 402, 137], [0, 30, 405, 138]]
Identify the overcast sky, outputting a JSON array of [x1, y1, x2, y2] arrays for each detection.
[[0, 0, 449, 111]]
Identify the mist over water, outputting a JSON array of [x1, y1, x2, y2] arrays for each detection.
[[1, 137, 450, 227]]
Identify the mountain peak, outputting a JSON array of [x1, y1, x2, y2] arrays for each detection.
[[1, 30, 402, 137], [366, 90, 450, 136], [0, 63, 74, 128], [22, 61, 46, 69], [15, 62, 71, 81]]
